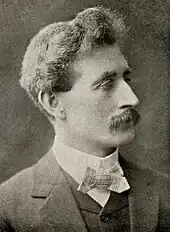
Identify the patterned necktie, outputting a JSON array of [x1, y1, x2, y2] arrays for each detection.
[[78, 161, 130, 194]]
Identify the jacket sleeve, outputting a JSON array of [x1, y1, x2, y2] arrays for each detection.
[[0, 181, 15, 232], [0, 218, 15, 232], [159, 174, 170, 231]]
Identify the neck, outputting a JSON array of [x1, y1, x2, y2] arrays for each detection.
[[54, 130, 117, 158]]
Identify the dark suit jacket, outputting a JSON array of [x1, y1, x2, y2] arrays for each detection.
[[0, 149, 169, 232]]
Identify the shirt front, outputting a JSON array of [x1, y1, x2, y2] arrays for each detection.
[[52, 136, 128, 207]]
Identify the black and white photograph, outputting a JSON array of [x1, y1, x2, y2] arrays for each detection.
[[0, 1, 169, 231]]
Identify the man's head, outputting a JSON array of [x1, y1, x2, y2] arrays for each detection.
[[20, 6, 140, 155]]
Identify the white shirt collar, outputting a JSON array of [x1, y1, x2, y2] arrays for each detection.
[[52, 136, 119, 207]]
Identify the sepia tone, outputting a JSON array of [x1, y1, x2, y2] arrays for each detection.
[[0, 0, 169, 184], [0, 1, 169, 232]]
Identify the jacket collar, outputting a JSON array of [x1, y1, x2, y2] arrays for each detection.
[[119, 154, 160, 232], [31, 149, 88, 232], [30, 149, 60, 197], [31, 149, 159, 232]]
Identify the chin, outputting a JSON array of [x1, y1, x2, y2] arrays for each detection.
[[105, 128, 136, 147], [120, 131, 135, 145]]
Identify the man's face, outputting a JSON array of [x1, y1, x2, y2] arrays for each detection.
[[61, 44, 140, 149]]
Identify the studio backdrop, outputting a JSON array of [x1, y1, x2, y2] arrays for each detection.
[[0, 0, 169, 184]]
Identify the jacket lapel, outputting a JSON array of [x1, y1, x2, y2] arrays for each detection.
[[120, 154, 159, 232], [128, 182, 159, 232], [31, 149, 159, 231], [31, 150, 88, 232]]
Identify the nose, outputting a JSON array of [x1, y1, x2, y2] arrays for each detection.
[[117, 81, 139, 109]]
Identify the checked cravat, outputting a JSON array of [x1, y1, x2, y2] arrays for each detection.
[[78, 161, 130, 194]]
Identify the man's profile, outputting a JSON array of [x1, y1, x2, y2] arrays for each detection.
[[0, 6, 169, 232]]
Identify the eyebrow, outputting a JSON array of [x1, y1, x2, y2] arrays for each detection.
[[91, 67, 132, 89], [91, 70, 117, 89]]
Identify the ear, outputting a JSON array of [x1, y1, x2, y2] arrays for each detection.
[[38, 90, 66, 120]]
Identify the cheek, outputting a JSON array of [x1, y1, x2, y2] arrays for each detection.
[[76, 97, 116, 128], [65, 90, 118, 129], [93, 94, 118, 121]]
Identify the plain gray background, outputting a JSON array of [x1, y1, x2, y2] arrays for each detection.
[[0, 0, 169, 184]]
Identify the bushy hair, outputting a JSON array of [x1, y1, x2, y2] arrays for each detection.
[[20, 6, 127, 120]]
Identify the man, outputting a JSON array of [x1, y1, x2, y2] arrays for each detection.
[[0, 6, 169, 232]]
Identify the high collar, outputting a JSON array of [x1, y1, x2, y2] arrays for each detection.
[[52, 136, 119, 179], [52, 136, 121, 207]]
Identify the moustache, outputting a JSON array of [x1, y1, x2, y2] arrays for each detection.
[[109, 108, 141, 132]]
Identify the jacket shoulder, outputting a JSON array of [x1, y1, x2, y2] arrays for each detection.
[[0, 163, 36, 231], [0, 149, 60, 213], [0, 164, 35, 212]]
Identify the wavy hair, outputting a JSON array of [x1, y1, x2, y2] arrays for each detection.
[[20, 6, 128, 119]]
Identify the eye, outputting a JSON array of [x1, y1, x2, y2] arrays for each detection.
[[123, 70, 133, 84], [100, 79, 114, 91]]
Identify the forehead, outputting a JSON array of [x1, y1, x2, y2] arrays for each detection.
[[73, 45, 129, 83]]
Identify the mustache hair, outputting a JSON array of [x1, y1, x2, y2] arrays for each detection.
[[109, 108, 141, 132]]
